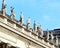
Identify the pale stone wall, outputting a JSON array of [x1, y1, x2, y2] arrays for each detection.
[[0, 26, 44, 48]]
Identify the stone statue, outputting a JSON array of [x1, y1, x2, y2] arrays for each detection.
[[2, 0, 6, 16], [50, 32, 54, 42], [27, 17, 30, 24], [47, 31, 54, 42], [10, 7, 15, 19], [20, 12, 24, 24], [55, 36, 58, 45], [2, 0, 6, 9], [39, 25, 43, 37], [26, 17, 30, 30], [37, 26, 41, 37], [34, 21, 37, 32], [37, 25, 43, 36], [46, 29, 49, 41]]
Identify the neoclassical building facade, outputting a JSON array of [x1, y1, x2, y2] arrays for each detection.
[[0, 0, 57, 48]]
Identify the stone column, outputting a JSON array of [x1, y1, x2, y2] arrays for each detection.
[[0, 42, 8, 48]]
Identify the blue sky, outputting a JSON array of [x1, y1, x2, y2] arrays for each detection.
[[0, 0, 60, 30]]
